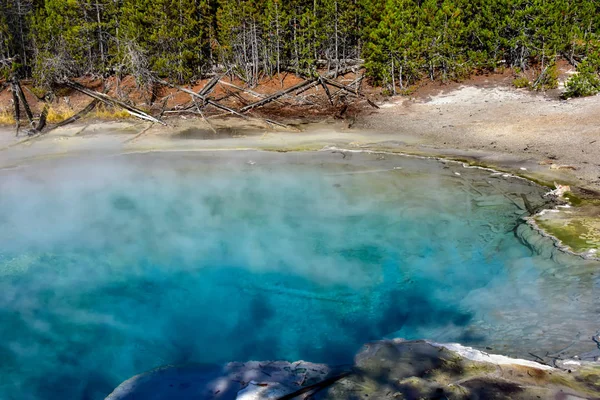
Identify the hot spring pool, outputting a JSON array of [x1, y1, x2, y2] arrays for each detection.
[[0, 150, 598, 399]]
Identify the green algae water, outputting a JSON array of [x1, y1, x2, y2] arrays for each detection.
[[0, 150, 598, 400]]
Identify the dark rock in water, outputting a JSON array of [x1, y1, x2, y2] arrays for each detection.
[[105, 361, 331, 400], [105, 364, 230, 400], [106, 340, 600, 400]]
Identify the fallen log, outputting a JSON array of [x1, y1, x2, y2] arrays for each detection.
[[155, 78, 249, 119], [222, 86, 250, 106], [289, 66, 356, 97], [322, 77, 379, 108], [319, 77, 334, 105], [208, 97, 249, 119], [188, 94, 217, 133], [218, 80, 286, 106], [46, 99, 99, 132], [335, 74, 364, 96], [322, 77, 358, 95], [239, 78, 317, 112], [285, 66, 356, 81], [198, 73, 225, 97], [294, 80, 321, 96], [353, 74, 365, 91], [63, 80, 166, 125]]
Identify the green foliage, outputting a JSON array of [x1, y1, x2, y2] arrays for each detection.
[[532, 61, 559, 91], [119, 0, 209, 82], [564, 57, 600, 98], [2, 0, 600, 90], [513, 76, 530, 89]]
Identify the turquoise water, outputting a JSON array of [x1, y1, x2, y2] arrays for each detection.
[[0, 151, 598, 400]]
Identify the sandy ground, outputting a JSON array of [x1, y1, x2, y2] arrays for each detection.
[[361, 85, 600, 194]]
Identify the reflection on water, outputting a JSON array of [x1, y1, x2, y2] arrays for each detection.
[[0, 151, 598, 400]]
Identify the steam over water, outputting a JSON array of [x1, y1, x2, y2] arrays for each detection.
[[0, 151, 598, 400]]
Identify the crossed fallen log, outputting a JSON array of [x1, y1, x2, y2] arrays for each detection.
[[6, 65, 376, 139]]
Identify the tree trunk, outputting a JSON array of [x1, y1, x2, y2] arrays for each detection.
[[95, 1, 105, 65]]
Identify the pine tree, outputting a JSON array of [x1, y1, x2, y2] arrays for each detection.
[[0, 0, 596, 90], [119, 0, 206, 82]]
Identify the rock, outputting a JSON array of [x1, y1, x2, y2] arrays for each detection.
[[544, 182, 571, 198], [314, 340, 600, 400], [105, 360, 331, 400], [236, 381, 291, 400], [106, 340, 600, 400]]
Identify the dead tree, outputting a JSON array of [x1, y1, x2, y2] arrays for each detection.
[[45, 99, 99, 132], [239, 78, 317, 112], [321, 77, 379, 109], [319, 76, 334, 105], [154, 78, 249, 119], [11, 81, 21, 136], [64, 80, 166, 125], [198, 72, 226, 97]]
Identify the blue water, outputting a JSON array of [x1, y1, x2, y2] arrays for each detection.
[[0, 151, 598, 399]]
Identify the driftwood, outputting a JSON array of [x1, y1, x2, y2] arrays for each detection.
[[64, 80, 165, 125]]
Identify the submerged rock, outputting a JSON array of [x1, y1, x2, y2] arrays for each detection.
[[106, 340, 600, 400], [105, 360, 331, 400]]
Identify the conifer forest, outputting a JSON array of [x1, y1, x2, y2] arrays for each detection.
[[1, 0, 599, 93]]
